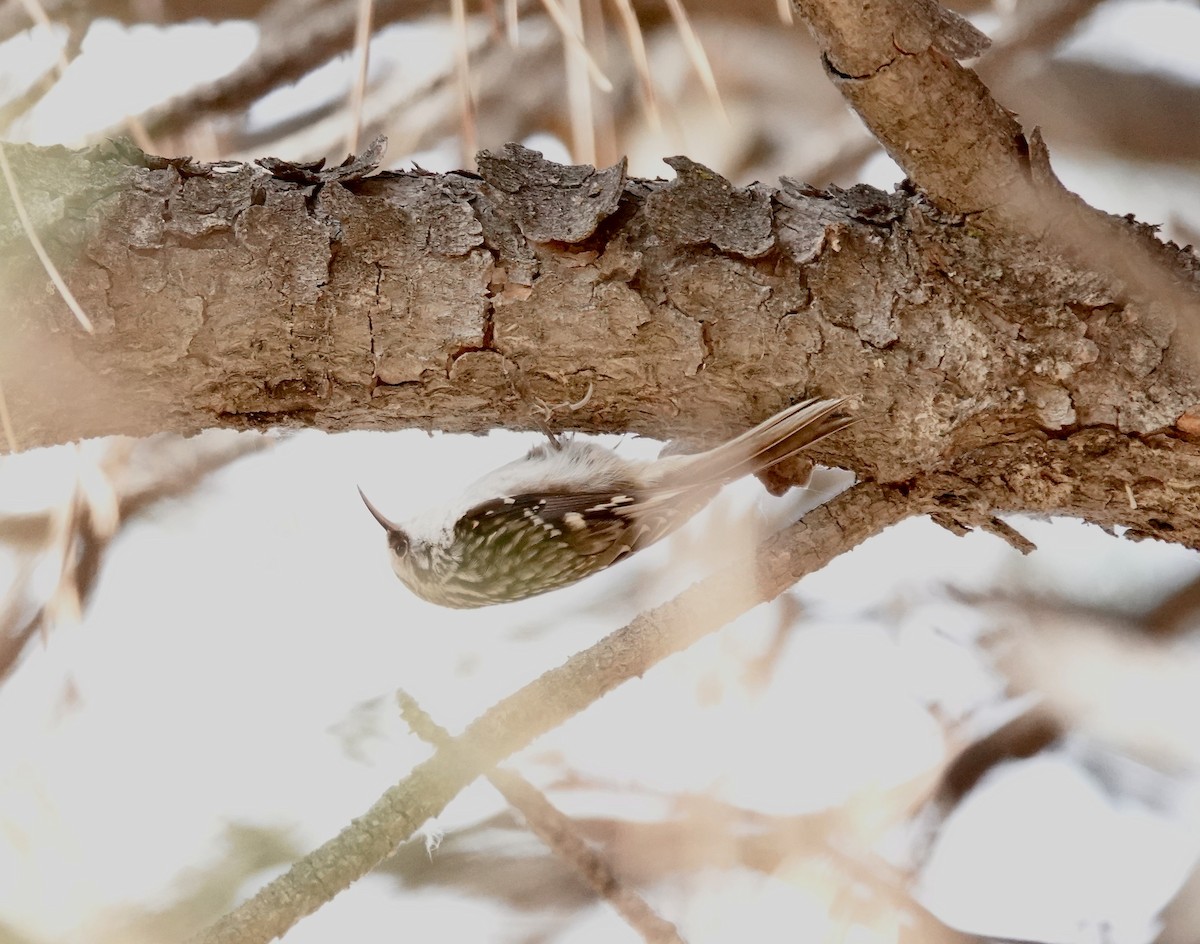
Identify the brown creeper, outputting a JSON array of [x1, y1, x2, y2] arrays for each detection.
[[359, 397, 853, 608]]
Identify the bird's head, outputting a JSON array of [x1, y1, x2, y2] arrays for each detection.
[[358, 487, 412, 569]]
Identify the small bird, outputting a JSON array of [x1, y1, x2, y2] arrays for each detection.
[[360, 397, 853, 608]]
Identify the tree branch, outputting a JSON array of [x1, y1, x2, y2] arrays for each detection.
[[2, 140, 1197, 449], [135, 0, 446, 141], [187, 479, 909, 944], [790, 0, 1200, 346], [396, 690, 687, 944]]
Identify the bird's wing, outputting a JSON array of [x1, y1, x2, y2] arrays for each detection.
[[456, 488, 656, 560]]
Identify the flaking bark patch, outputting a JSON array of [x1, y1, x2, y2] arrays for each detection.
[[2, 141, 1198, 502]]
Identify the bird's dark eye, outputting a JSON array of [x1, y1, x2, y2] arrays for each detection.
[[388, 532, 410, 558]]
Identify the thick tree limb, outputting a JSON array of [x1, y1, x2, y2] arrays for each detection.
[[790, 0, 1200, 349], [3, 140, 1199, 471]]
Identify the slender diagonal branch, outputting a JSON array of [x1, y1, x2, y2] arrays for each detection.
[[397, 690, 687, 944], [188, 479, 911, 944]]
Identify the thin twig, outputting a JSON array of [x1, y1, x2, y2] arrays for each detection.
[[189, 481, 909, 944], [607, 0, 661, 131], [562, 0, 595, 163], [0, 434, 269, 685], [0, 377, 18, 454], [346, 0, 374, 155], [0, 141, 93, 333], [982, 0, 1107, 72], [662, 0, 726, 121], [583, 0, 618, 165], [397, 690, 687, 944], [0, 11, 84, 133], [226, 13, 520, 162], [137, 0, 446, 140], [505, 0, 519, 44], [978, 516, 1037, 555], [449, 0, 478, 164], [537, 0, 613, 92], [15, 0, 70, 73]]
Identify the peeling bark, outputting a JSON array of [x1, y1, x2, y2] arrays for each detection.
[[2, 139, 1200, 544]]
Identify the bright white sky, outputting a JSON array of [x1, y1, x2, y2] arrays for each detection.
[[3, 3, 1200, 942]]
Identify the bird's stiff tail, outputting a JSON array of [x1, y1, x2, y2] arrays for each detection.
[[659, 397, 854, 488]]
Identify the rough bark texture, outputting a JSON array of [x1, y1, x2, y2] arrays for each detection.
[[3, 138, 1200, 546], [2, 140, 1199, 522]]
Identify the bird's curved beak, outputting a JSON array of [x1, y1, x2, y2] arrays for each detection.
[[358, 487, 403, 533]]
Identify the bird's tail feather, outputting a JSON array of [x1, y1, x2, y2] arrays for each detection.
[[658, 397, 853, 489]]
